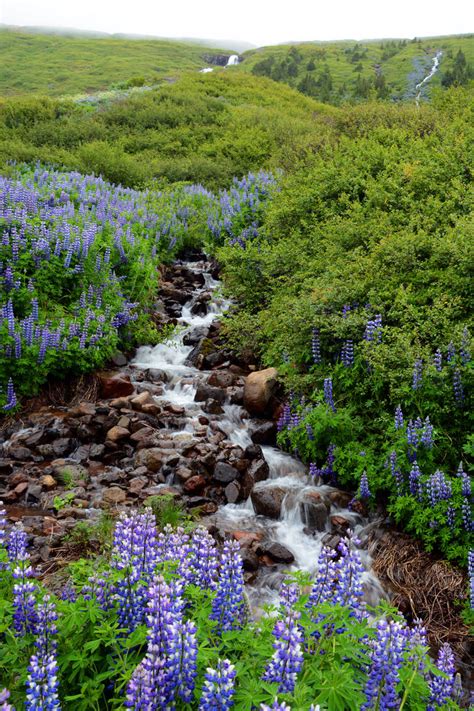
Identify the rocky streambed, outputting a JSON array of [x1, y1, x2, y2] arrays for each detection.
[[0, 255, 385, 603], [0, 255, 471, 694]]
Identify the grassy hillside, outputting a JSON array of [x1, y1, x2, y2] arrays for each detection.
[[0, 28, 234, 97], [0, 72, 336, 188], [239, 35, 474, 103]]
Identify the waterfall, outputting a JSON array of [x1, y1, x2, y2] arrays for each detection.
[[415, 51, 442, 105], [226, 54, 239, 66]]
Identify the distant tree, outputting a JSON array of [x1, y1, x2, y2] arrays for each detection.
[[441, 49, 473, 87], [306, 59, 316, 71]]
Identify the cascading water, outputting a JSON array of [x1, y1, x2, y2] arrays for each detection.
[[415, 51, 442, 104], [131, 259, 387, 609], [226, 54, 240, 66]]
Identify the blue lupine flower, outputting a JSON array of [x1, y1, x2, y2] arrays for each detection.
[[199, 659, 236, 711], [453, 368, 464, 404], [262, 607, 304, 694], [8, 525, 37, 635], [433, 348, 443, 372], [359, 472, 371, 500], [390, 451, 403, 494], [3, 379, 17, 411], [0, 688, 14, 711], [323, 378, 336, 413], [210, 540, 246, 633], [412, 359, 423, 390], [460, 327, 471, 364], [446, 341, 456, 364], [409, 462, 423, 501], [420, 417, 434, 448], [311, 328, 321, 364], [394, 405, 404, 430], [25, 596, 61, 710], [341, 339, 354, 366], [187, 527, 218, 590], [427, 644, 456, 711], [362, 619, 407, 710], [468, 550, 474, 610], [260, 702, 292, 710]]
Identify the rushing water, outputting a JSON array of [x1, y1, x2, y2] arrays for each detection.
[[132, 260, 387, 609], [415, 51, 442, 104], [226, 55, 240, 66]]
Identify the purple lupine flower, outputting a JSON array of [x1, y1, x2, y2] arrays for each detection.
[[446, 342, 456, 364], [447, 506, 456, 528], [210, 540, 246, 633], [306, 423, 314, 440], [279, 582, 300, 611], [309, 462, 320, 481], [25, 596, 60, 710], [0, 689, 14, 711], [362, 619, 407, 710], [394, 405, 404, 430], [412, 359, 423, 390], [426, 470, 452, 507], [81, 575, 111, 611], [427, 644, 456, 711], [125, 576, 186, 709], [262, 606, 304, 694], [0, 502, 6, 552], [453, 369, 464, 404], [332, 538, 366, 617], [3, 379, 17, 411], [462, 498, 473, 532], [307, 546, 338, 609], [323, 378, 336, 413], [406, 420, 419, 452], [420, 417, 434, 448], [187, 527, 219, 590], [409, 462, 423, 502], [111, 509, 158, 630], [460, 327, 471, 364], [364, 316, 382, 343], [359, 472, 371, 500], [260, 702, 292, 710], [457, 463, 471, 498], [173, 619, 198, 703], [199, 659, 236, 711], [311, 328, 321, 364], [433, 349, 443, 372], [324, 443, 336, 482], [277, 404, 291, 432], [390, 451, 403, 494], [468, 550, 474, 610], [8, 525, 37, 635], [341, 339, 354, 366]]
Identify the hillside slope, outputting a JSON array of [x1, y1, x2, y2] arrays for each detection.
[[0, 28, 234, 97], [238, 35, 474, 103]]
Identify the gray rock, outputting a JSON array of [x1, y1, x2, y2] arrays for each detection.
[[259, 541, 295, 564], [250, 486, 286, 519], [224, 481, 241, 503], [213, 462, 239, 484], [194, 383, 225, 404]]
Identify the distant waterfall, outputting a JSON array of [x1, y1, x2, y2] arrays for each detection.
[[415, 51, 442, 104], [226, 54, 240, 66]]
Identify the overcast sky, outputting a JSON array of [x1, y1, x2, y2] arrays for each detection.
[[1, 0, 472, 46]]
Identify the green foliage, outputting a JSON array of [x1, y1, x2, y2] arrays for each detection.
[[144, 494, 197, 530], [216, 90, 474, 564]]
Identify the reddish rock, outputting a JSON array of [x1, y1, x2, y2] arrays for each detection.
[[14, 482, 28, 495], [134, 448, 164, 473], [100, 374, 134, 399], [102, 487, 127, 505], [250, 486, 286, 519], [40, 475, 57, 490], [331, 515, 352, 534], [232, 531, 263, 545], [207, 371, 236, 388], [129, 476, 148, 494], [184, 475, 207, 494], [130, 391, 155, 410], [243, 367, 278, 416]]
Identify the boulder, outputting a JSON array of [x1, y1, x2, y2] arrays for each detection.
[[224, 481, 241, 504], [102, 487, 127, 505], [250, 486, 286, 519], [203, 399, 224, 415], [240, 547, 260, 572], [243, 368, 279, 416], [207, 371, 236, 389], [134, 448, 164, 473], [242, 458, 269, 498], [194, 383, 225, 404], [184, 475, 207, 494], [213, 462, 239, 484], [99, 374, 134, 399], [258, 541, 295, 564], [251, 421, 276, 446], [106, 426, 130, 443], [299, 492, 329, 531]]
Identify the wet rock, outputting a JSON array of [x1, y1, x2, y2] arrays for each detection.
[[207, 371, 236, 389], [194, 383, 225, 404], [251, 486, 286, 519], [331, 515, 352, 534], [213, 462, 239, 484], [321, 533, 342, 551], [328, 490, 353, 508], [203, 399, 224, 415], [243, 367, 279, 416], [134, 448, 164, 473], [240, 547, 260, 571], [244, 444, 263, 460], [229, 387, 244, 405], [224, 481, 241, 503], [160, 284, 190, 305], [258, 541, 295, 564], [242, 458, 269, 498], [102, 487, 127, 505], [110, 396, 133, 409], [300, 492, 329, 531], [130, 391, 155, 411], [183, 327, 208, 346], [232, 530, 264, 546], [99, 374, 134, 399], [251, 422, 276, 446], [184, 475, 207, 494], [106, 426, 130, 442]]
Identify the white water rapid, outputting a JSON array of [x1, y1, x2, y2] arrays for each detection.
[[132, 260, 386, 610], [415, 51, 442, 105]]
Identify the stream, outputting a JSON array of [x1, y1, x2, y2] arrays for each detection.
[[131, 258, 386, 610], [415, 50, 442, 104]]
